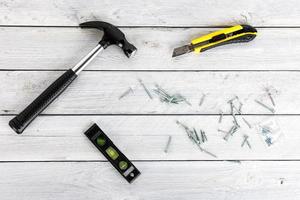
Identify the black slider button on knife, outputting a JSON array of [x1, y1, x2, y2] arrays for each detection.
[[84, 123, 141, 183]]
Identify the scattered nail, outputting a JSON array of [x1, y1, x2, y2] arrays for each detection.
[[154, 84, 190, 105], [200, 130, 207, 143], [164, 136, 172, 153], [218, 111, 223, 123], [218, 129, 228, 134], [242, 117, 252, 129], [176, 121, 216, 158], [119, 87, 133, 100], [199, 94, 206, 106], [268, 92, 275, 107], [238, 103, 243, 113], [138, 79, 153, 99], [241, 135, 251, 149], [232, 113, 239, 127], [255, 99, 275, 113]]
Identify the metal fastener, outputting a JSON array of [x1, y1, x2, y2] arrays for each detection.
[[138, 79, 153, 99], [119, 87, 133, 100], [255, 99, 275, 113], [164, 136, 172, 153]]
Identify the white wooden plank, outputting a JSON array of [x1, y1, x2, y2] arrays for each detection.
[[0, 116, 297, 161], [1, 27, 299, 70], [0, 71, 298, 114], [0, 0, 300, 26], [0, 161, 299, 200]]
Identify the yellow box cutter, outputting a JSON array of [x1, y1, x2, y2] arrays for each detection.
[[172, 25, 257, 57]]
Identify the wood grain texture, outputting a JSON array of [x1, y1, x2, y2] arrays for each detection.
[[0, 116, 296, 161], [0, 161, 299, 200], [1, 0, 299, 198], [0, 0, 300, 26], [1, 27, 300, 70], [0, 71, 297, 114]]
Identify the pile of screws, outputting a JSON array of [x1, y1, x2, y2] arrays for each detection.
[[119, 80, 281, 155], [119, 79, 191, 106], [257, 117, 282, 147], [154, 84, 191, 105], [217, 95, 255, 149], [176, 120, 217, 158]]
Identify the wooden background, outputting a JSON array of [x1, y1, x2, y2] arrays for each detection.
[[1, 0, 300, 199]]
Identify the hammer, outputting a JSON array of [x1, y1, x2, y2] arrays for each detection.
[[9, 21, 137, 134]]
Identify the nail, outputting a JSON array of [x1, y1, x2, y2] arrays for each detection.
[[119, 87, 133, 100], [199, 94, 206, 106], [164, 136, 172, 153], [227, 96, 238, 104], [241, 135, 251, 149], [200, 130, 207, 143], [194, 129, 200, 144], [218, 129, 228, 134], [233, 104, 242, 114], [238, 103, 243, 113], [232, 113, 239, 127], [138, 79, 153, 99], [218, 111, 223, 123], [196, 143, 217, 158], [255, 100, 275, 113], [242, 117, 252, 129], [229, 102, 234, 114], [268, 92, 275, 107]]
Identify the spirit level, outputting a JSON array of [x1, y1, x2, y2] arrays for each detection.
[[84, 123, 140, 183]]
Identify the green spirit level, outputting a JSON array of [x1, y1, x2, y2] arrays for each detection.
[[84, 123, 140, 183]]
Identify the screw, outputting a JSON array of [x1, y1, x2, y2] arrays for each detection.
[[218, 111, 223, 123], [265, 87, 276, 106], [265, 137, 273, 146], [241, 135, 251, 149], [218, 129, 228, 134], [232, 104, 242, 114], [238, 103, 243, 113], [200, 130, 207, 143], [138, 79, 153, 99], [242, 117, 252, 129], [119, 87, 133, 100], [224, 125, 239, 140], [194, 128, 201, 144], [164, 136, 172, 153], [199, 94, 206, 107], [195, 142, 217, 158], [227, 96, 239, 104], [230, 125, 239, 135], [232, 113, 239, 127], [255, 100, 275, 113], [268, 92, 275, 106], [229, 102, 234, 114]]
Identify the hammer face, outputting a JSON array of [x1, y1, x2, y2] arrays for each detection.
[[80, 21, 137, 58], [121, 40, 137, 58]]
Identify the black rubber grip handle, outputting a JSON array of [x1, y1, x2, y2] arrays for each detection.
[[9, 69, 78, 134]]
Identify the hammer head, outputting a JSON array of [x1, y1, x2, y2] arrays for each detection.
[[80, 21, 137, 58]]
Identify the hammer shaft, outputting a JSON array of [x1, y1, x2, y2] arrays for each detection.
[[9, 45, 104, 134], [72, 44, 104, 74]]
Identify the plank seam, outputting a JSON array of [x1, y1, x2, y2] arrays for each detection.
[[1, 25, 300, 28], [2, 69, 300, 72], [1, 160, 300, 163], [1, 114, 300, 116]]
